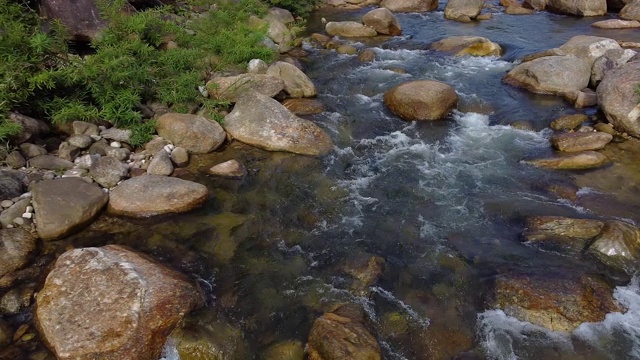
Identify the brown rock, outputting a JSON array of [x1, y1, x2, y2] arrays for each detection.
[[588, 220, 640, 274], [381, 0, 439, 12], [35, 245, 202, 360], [32, 178, 108, 241], [266, 61, 317, 98], [545, 0, 607, 16], [156, 113, 226, 154], [283, 98, 326, 115], [523, 216, 604, 252], [337, 44, 358, 55], [444, 0, 485, 20], [358, 49, 377, 62], [307, 305, 381, 360], [0, 228, 37, 278], [341, 254, 385, 296], [430, 36, 503, 57], [325, 21, 378, 37], [206, 74, 285, 103], [504, 56, 591, 96], [384, 80, 458, 121], [621, 0, 640, 21], [208, 160, 247, 179], [592, 19, 640, 29], [362, 8, 402, 35], [551, 132, 613, 152], [108, 175, 208, 217], [491, 272, 621, 332], [563, 89, 598, 108], [505, 4, 535, 14], [526, 151, 610, 170], [597, 61, 640, 138], [550, 114, 588, 130]]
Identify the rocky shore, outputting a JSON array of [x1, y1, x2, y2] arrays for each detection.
[[1, 0, 640, 359]]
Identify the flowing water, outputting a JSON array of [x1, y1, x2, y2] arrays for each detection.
[[66, 2, 640, 360]]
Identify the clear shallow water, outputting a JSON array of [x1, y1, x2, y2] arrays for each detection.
[[75, 2, 640, 360]]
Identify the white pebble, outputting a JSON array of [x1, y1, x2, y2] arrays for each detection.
[[26, 206, 33, 213], [110, 141, 122, 148], [20, 192, 31, 199], [22, 213, 33, 219], [7, 224, 14, 229]]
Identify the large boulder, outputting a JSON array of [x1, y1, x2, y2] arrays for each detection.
[[588, 221, 640, 275], [0, 228, 37, 278], [444, 0, 485, 21], [550, 132, 613, 152], [156, 113, 226, 154], [266, 62, 317, 98], [307, 304, 381, 360], [223, 92, 333, 156], [545, 0, 607, 16], [40, 0, 107, 41], [525, 151, 610, 170], [621, 0, 640, 21], [490, 272, 621, 332], [32, 178, 108, 240], [362, 8, 402, 35], [325, 21, 378, 37], [597, 60, 640, 138], [8, 113, 50, 144], [108, 175, 208, 217], [36, 245, 202, 360], [206, 74, 284, 103], [430, 36, 503, 57], [504, 56, 591, 96], [267, 19, 293, 53], [383, 80, 458, 121], [590, 48, 637, 87], [381, 0, 439, 12], [557, 36, 621, 66]]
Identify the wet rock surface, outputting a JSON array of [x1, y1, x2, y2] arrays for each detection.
[[0, 228, 37, 278], [384, 80, 458, 121]]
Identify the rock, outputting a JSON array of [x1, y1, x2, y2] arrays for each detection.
[[247, 59, 268, 74], [544, 0, 607, 16], [170, 147, 189, 167], [108, 175, 208, 217], [0, 171, 27, 202], [207, 74, 285, 103], [19, 143, 47, 159], [381, 0, 439, 12], [307, 304, 380, 360], [551, 132, 613, 152], [444, 0, 485, 20], [591, 49, 636, 87], [337, 44, 358, 55], [72, 121, 100, 136], [621, 0, 640, 21], [223, 92, 333, 156], [266, 62, 317, 98], [58, 142, 82, 162], [1, 200, 13, 208], [7, 113, 50, 144], [156, 113, 226, 154], [608, 0, 631, 11], [564, 89, 598, 108], [267, 19, 293, 53], [430, 36, 502, 57], [105, 146, 131, 162], [263, 340, 305, 360], [264, 7, 295, 24], [0, 198, 30, 228], [523, 216, 604, 252], [67, 135, 93, 149], [362, 8, 402, 35], [0, 284, 34, 314], [490, 272, 621, 332], [550, 114, 588, 130], [597, 61, 640, 138], [5, 151, 26, 169], [0, 319, 11, 349], [325, 21, 377, 37], [503, 56, 590, 96], [100, 127, 132, 143], [89, 156, 128, 188], [588, 221, 640, 275], [558, 36, 621, 66], [147, 150, 173, 176], [32, 178, 108, 240], [145, 137, 170, 154], [89, 139, 110, 156], [282, 98, 326, 115], [40, 0, 107, 40], [35, 245, 203, 360], [208, 160, 247, 179], [341, 254, 385, 296], [525, 151, 610, 170], [505, 4, 535, 14], [594, 122, 617, 135], [383, 80, 458, 121], [29, 155, 75, 171], [358, 49, 377, 62], [74, 154, 99, 170], [592, 19, 640, 29], [0, 228, 36, 278], [170, 312, 248, 360]]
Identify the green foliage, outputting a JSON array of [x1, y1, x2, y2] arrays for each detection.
[[265, 0, 319, 16], [0, 0, 277, 145]]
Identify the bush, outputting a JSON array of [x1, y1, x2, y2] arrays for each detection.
[[0, 0, 276, 145]]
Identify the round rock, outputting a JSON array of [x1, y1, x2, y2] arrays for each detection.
[[156, 113, 226, 154], [383, 80, 458, 121]]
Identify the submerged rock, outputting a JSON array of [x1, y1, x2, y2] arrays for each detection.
[[430, 36, 503, 57], [32, 178, 108, 241], [551, 132, 613, 152], [525, 151, 610, 170], [588, 220, 640, 275], [325, 21, 377, 37], [307, 304, 381, 360], [550, 114, 588, 130], [108, 175, 208, 217], [444, 0, 485, 21], [384, 80, 458, 121], [381, 0, 439, 12], [490, 272, 621, 332], [36, 245, 202, 360], [504, 56, 591, 96], [597, 61, 640, 138], [223, 92, 333, 156], [263, 340, 305, 360], [156, 113, 226, 154], [362, 8, 402, 35], [208, 160, 247, 179], [523, 216, 604, 252], [282, 98, 326, 115]]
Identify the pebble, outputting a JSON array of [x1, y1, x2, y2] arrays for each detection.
[[163, 144, 174, 153], [110, 141, 122, 148], [13, 218, 24, 226], [43, 172, 55, 180], [26, 206, 33, 213], [6, 225, 13, 228], [98, 126, 107, 131], [22, 213, 32, 219], [1, 200, 14, 208], [20, 192, 31, 199], [90, 135, 102, 141]]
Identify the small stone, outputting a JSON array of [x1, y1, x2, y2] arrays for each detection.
[[1, 200, 14, 208], [147, 150, 174, 176], [90, 135, 102, 141], [163, 144, 173, 153], [170, 147, 189, 168], [67, 135, 93, 149], [19, 143, 47, 159], [89, 156, 129, 188], [75, 154, 100, 170], [62, 169, 87, 178], [337, 45, 358, 55], [550, 114, 588, 131], [110, 141, 122, 148], [248, 59, 269, 74], [22, 213, 32, 219], [5, 151, 26, 169], [58, 142, 82, 162], [26, 206, 33, 213], [208, 160, 247, 179], [13, 217, 24, 226], [358, 49, 376, 62], [72, 121, 100, 136], [101, 128, 131, 143], [89, 140, 110, 156], [105, 147, 131, 162], [145, 137, 170, 154]]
